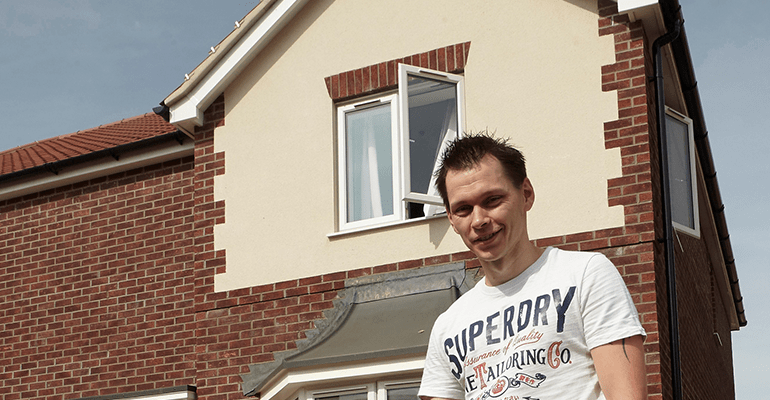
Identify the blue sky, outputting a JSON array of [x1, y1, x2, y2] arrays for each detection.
[[0, 1, 766, 398], [678, 0, 769, 397]]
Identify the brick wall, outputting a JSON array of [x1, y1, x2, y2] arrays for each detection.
[[0, 155, 197, 399], [675, 232, 736, 399]]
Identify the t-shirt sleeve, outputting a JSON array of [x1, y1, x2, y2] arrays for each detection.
[[580, 253, 646, 350], [418, 315, 465, 400]]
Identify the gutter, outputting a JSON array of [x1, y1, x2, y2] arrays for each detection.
[[658, 0, 746, 327], [0, 131, 192, 202]]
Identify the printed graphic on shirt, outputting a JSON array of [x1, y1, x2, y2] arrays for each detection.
[[437, 286, 577, 399]]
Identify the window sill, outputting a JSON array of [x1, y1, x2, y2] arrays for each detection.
[[327, 212, 446, 239]]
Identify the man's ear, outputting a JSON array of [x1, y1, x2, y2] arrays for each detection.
[[521, 177, 535, 212]]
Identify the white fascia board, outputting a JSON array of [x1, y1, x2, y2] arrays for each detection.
[[169, 94, 205, 132], [168, 0, 309, 129], [0, 140, 194, 202], [617, 0, 658, 12], [614, 0, 665, 42], [260, 357, 424, 400], [132, 391, 196, 400]]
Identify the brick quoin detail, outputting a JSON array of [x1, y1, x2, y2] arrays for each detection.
[[324, 42, 471, 102], [571, 1, 660, 399], [193, 93, 227, 312], [190, 94, 233, 399]]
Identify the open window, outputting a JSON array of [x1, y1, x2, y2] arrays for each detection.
[[337, 65, 464, 231], [665, 107, 700, 237]]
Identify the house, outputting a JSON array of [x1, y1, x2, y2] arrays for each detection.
[[0, 0, 745, 399]]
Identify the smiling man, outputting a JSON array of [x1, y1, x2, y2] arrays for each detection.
[[418, 134, 647, 400]]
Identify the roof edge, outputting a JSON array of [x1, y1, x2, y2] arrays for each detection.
[[0, 132, 193, 203], [163, 0, 309, 130], [616, 0, 658, 13], [163, 0, 277, 108]]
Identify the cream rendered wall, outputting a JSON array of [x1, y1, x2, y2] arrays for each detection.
[[212, 0, 623, 292]]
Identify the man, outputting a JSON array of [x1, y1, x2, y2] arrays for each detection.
[[418, 134, 646, 400]]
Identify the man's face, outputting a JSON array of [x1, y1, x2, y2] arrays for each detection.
[[445, 154, 534, 267]]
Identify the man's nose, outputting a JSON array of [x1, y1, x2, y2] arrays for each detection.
[[471, 208, 490, 229]]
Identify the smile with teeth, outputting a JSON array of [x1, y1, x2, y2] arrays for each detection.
[[474, 229, 501, 243]]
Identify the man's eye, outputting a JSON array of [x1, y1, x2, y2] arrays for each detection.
[[487, 196, 502, 205], [454, 206, 471, 215]]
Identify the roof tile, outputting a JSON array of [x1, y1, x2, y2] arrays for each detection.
[[0, 113, 176, 176]]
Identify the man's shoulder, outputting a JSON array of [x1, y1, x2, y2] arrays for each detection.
[[545, 247, 610, 267]]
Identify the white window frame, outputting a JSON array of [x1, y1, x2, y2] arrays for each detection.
[[260, 357, 424, 400], [376, 379, 422, 400], [112, 388, 196, 400], [308, 384, 376, 400], [398, 64, 465, 207], [665, 107, 700, 237], [304, 379, 421, 400], [337, 94, 402, 231], [336, 65, 465, 232]]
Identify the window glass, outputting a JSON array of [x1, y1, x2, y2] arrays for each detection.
[[345, 103, 394, 223], [386, 386, 419, 400], [665, 113, 695, 230], [406, 75, 458, 196], [404, 75, 457, 219]]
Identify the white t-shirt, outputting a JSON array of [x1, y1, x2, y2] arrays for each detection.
[[418, 247, 645, 400]]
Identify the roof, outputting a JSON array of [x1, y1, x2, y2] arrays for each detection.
[[0, 112, 177, 177]]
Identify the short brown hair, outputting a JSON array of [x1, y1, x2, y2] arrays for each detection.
[[435, 133, 527, 209]]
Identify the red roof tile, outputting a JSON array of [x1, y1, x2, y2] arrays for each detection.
[[0, 113, 177, 176]]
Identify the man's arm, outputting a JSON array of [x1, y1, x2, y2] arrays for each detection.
[[591, 334, 646, 400]]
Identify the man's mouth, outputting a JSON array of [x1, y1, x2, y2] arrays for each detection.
[[474, 229, 501, 243]]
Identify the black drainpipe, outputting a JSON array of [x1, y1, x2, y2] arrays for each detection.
[[652, 15, 683, 400]]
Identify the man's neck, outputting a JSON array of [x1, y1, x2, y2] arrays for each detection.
[[481, 243, 545, 287]]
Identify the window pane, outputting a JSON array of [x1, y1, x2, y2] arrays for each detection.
[[345, 104, 394, 223], [665, 115, 694, 229], [406, 75, 458, 196], [387, 386, 419, 400], [317, 392, 368, 400]]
